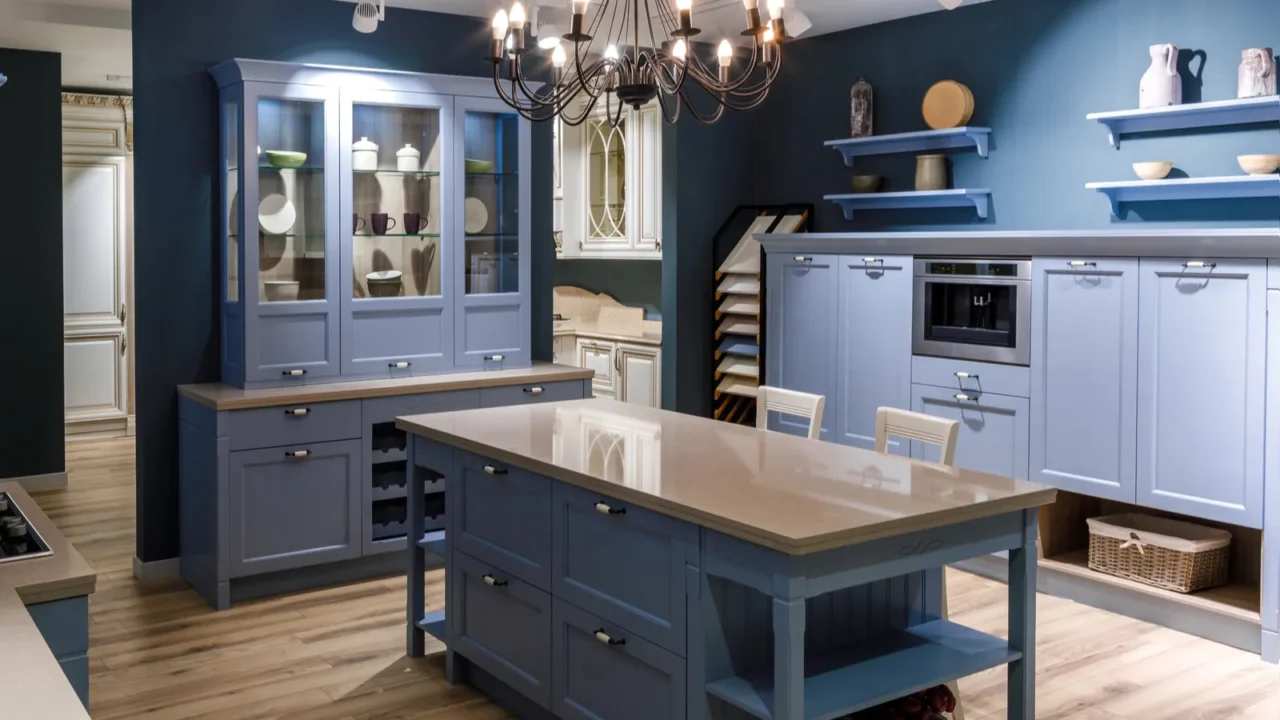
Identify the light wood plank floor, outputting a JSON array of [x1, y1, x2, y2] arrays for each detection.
[[27, 437, 1278, 719]]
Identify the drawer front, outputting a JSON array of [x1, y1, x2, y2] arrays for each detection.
[[552, 598, 686, 720], [455, 551, 552, 709], [577, 339, 617, 393], [552, 483, 695, 655], [479, 380, 586, 408], [362, 389, 480, 423], [455, 452, 553, 589], [228, 399, 361, 451], [911, 355, 1030, 399], [912, 384, 1030, 480]]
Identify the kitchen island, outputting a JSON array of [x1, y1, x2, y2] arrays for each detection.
[[398, 399, 1055, 720]]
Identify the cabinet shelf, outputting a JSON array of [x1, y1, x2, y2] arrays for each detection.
[[354, 169, 440, 177], [704, 620, 1018, 720], [825, 189, 991, 221], [418, 529, 447, 557], [717, 338, 759, 357], [417, 609, 446, 643], [824, 127, 992, 167], [1085, 175, 1280, 215], [1087, 96, 1280, 148], [257, 165, 324, 173], [715, 376, 759, 398], [354, 233, 441, 238], [717, 356, 759, 379], [466, 171, 517, 178]]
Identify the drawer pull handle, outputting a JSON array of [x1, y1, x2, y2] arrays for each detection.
[[793, 255, 810, 262], [954, 372, 978, 380], [593, 629, 626, 646], [954, 393, 976, 402], [594, 502, 626, 516], [283, 408, 310, 416], [1183, 261, 1217, 270], [485, 354, 506, 362], [862, 257, 882, 264], [482, 574, 508, 587], [524, 387, 544, 395], [282, 369, 307, 377], [389, 361, 411, 369], [1067, 261, 1096, 268], [285, 449, 311, 458], [482, 465, 508, 476]]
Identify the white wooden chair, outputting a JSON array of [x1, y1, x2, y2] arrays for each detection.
[[756, 386, 826, 440], [874, 407, 966, 720]]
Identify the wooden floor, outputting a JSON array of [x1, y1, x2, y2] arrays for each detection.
[[26, 437, 1278, 719]]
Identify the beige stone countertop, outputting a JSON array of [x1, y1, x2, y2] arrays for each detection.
[[179, 362, 594, 411], [0, 483, 97, 720], [397, 399, 1056, 555], [554, 321, 662, 346]]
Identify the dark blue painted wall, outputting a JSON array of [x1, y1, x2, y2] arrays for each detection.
[[132, 0, 553, 561], [0, 49, 64, 481], [554, 260, 663, 319], [753, 0, 1280, 230]]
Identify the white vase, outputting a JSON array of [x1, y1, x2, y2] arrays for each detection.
[[1238, 48, 1276, 99], [1139, 43, 1181, 109]]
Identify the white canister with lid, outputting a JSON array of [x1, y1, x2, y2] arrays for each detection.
[[353, 137, 379, 171], [396, 143, 421, 172]]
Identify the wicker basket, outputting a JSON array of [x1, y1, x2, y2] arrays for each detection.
[[1086, 513, 1231, 594]]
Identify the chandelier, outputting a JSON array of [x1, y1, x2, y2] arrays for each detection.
[[487, 0, 787, 126]]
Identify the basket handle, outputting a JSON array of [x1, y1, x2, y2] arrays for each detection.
[[1119, 532, 1147, 555]]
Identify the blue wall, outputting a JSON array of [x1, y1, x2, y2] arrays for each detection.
[[753, 0, 1280, 230], [0, 49, 63, 481], [131, 0, 553, 561]]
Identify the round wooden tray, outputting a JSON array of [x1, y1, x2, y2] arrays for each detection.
[[922, 80, 974, 129]]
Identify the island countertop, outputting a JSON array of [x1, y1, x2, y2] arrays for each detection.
[[397, 398, 1056, 554]]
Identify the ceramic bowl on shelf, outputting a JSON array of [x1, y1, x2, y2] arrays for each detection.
[[465, 158, 495, 173], [1238, 154, 1280, 175], [366, 270, 403, 298], [265, 150, 307, 169], [264, 280, 300, 302], [850, 175, 883, 194], [1132, 161, 1173, 180]]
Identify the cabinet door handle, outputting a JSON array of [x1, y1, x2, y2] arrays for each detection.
[[593, 629, 626, 646], [862, 257, 882, 264], [482, 465, 508, 475], [954, 372, 979, 380], [485, 354, 506, 362], [282, 369, 307, 377], [283, 408, 310, 416], [614, 351, 621, 373], [482, 574, 508, 587], [389, 361, 411, 369], [1183, 261, 1217, 270], [954, 393, 977, 402], [793, 255, 810, 262], [595, 501, 626, 515], [285, 449, 311, 458], [1067, 260, 1097, 268], [524, 386, 544, 395]]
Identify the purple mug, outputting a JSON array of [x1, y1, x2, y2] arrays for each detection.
[[403, 212, 429, 235], [371, 213, 397, 236]]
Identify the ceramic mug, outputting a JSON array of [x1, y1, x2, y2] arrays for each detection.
[[403, 212, 429, 235], [371, 213, 397, 235], [353, 214, 366, 234]]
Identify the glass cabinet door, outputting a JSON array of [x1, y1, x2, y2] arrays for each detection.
[[585, 108, 628, 249]]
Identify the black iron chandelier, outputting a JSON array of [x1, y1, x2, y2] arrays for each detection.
[[487, 0, 787, 126]]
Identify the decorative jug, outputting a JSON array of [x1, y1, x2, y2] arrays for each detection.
[[1139, 43, 1181, 109], [1238, 48, 1276, 99], [915, 154, 947, 191], [850, 78, 873, 138]]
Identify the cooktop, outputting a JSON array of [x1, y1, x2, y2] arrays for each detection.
[[0, 492, 54, 565]]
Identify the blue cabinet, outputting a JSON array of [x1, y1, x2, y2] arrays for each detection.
[[765, 253, 838, 439], [453, 451, 552, 590], [912, 385, 1030, 480], [1137, 259, 1266, 528], [1029, 258, 1139, 502], [835, 255, 913, 452]]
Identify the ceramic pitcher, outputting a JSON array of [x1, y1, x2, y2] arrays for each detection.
[[1238, 48, 1277, 98], [1139, 43, 1181, 109]]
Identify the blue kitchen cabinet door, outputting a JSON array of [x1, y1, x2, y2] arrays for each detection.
[[836, 255, 913, 452], [765, 252, 838, 439], [1030, 258, 1139, 502], [1137, 259, 1265, 528], [453, 452, 552, 590], [228, 439, 362, 577], [912, 385, 1030, 480]]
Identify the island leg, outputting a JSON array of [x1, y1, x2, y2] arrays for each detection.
[[773, 597, 806, 719], [1007, 508, 1038, 719], [406, 438, 425, 658]]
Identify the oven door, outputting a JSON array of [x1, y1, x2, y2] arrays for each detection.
[[913, 276, 1031, 366]]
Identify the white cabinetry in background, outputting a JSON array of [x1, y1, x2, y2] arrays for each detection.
[[572, 337, 661, 407]]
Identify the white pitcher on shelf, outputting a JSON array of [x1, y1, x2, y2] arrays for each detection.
[[1139, 43, 1181, 109]]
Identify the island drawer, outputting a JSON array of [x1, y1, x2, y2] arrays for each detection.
[[552, 483, 696, 656], [454, 451, 553, 590], [227, 399, 361, 451], [479, 380, 586, 408], [911, 355, 1030, 399], [552, 598, 686, 720], [455, 550, 552, 710]]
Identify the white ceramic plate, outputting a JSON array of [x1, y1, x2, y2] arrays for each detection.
[[464, 197, 489, 234], [366, 270, 403, 281], [258, 194, 297, 235]]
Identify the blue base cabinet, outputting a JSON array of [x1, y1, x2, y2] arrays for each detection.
[[765, 253, 839, 439], [26, 596, 90, 708], [911, 384, 1030, 480]]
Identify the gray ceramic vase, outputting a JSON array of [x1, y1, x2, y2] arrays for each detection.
[[915, 154, 948, 191]]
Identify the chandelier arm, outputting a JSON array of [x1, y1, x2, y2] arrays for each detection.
[[678, 86, 728, 125]]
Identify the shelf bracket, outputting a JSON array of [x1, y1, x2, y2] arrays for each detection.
[[967, 191, 990, 219], [1099, 120, 1121, 149]]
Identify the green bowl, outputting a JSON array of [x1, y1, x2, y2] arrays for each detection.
[[266, 150, 308, 169], [465, 158, 495, 174]]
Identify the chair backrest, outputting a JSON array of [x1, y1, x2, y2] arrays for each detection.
[[756, 386, 826, 440], [875, 407, 959, 467]]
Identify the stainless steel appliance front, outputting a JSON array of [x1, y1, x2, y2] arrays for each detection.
[[913, 258, 1032, 366]]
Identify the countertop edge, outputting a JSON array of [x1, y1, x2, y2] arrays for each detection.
[[396, 421, 1058, 555], [553, 327, 662, 346]]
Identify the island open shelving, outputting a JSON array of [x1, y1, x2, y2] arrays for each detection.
[[1086, 175, 1280, 215], [1087, 96, 1280, 148]]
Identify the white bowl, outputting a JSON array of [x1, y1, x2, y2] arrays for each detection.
[[366, 270, 403, 281], [1238, 154, 1280, 175], [264, 280, 300, 302], [1132, 162, 1173, 181]]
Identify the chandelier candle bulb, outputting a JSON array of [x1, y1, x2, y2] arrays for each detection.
[[673, 39, 688, 62], [762, 26, 775, 63], [509, 2, 526, 28], [742, 0, 763, 34], [718, 39, 733, 81], [677, 0, 693, 34], [490, 9, 508, 60]]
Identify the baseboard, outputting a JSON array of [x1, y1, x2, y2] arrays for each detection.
[[4, 471, 69, 492], [125, 415, 136, 437], [66, 415, 130, 439], [133, 555, 181, 581]]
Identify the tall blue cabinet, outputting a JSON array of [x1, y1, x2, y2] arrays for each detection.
[[764, 253, 838, 439]]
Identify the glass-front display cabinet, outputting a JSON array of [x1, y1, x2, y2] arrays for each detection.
[[212, 60, 531, 388]]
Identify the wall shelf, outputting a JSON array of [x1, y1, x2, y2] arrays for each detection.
[[1087, 96, 1280, 148], [824, 127, 992, 167], [1086, 175, 1280, 215], [825, 189, 992, 220]]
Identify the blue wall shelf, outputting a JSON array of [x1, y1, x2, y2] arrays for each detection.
[[825, 189, 992, 220], [1086, 174, 1280, 215], [824, 127, 992, 167], [1087, 96, 1280, 148]]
